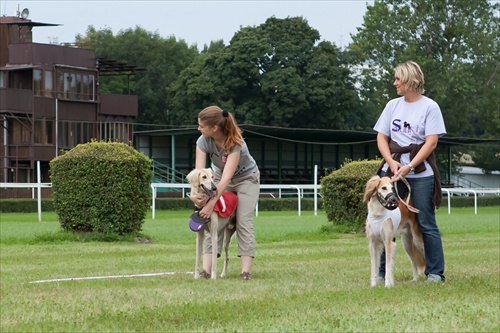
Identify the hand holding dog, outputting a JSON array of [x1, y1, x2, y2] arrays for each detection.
[[190, 192, 210, 208], [199, 199, 216, 220]]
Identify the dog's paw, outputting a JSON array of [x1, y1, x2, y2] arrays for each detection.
[[371, 276, 384, 287], [199, 270, 211, 279], [384, 280, 394, 288]]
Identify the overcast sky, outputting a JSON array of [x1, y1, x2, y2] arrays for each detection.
[[1, 0, 374, 49]]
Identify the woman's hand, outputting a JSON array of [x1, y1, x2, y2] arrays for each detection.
[[199, 199, 216, 220], [392, 164, 411, 181], [387, 159, 401, 176], [190, 192, 209, 207]]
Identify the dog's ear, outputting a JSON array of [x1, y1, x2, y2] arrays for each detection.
[[363, 175, 380, 203], [186, 169, 197, 184]]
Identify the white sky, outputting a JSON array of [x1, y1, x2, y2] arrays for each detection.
[[1, 0, 373, 50]]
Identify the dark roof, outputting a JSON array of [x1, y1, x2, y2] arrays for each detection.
[[0, 20, 60, 27], [134, 124, 500, 146], [97, 58, 147, 76]]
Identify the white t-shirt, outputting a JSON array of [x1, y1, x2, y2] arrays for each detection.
[[373, 96, 446, 178]]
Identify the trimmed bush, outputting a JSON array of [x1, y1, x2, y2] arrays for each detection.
[[0, 199, 54, 213], [321, 159, 381, 230], [49, 141, 152, 235], [1, 196, 498, 214], [153, 197, 322, 211]]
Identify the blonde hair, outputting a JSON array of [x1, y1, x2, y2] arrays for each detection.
[[394, 61, 425, 94], [198, 106, 243, 155]]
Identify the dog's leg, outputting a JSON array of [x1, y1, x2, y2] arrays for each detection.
[[221, 221, 236, 278], [194, 232, 203, 279], [368, 225, 383, 287], [221, 227, 230, 278], [211, 214, 218, 280], [384, 238, 397, 288], [369, 241, 383, 287]]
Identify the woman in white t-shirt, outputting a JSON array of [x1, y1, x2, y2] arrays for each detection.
[[191, 106, 260, 280], [373, 61, 446, 283]]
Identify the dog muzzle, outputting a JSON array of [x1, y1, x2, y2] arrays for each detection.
[[377, 192, 399, 210]]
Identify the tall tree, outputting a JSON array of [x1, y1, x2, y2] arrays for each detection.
[[76, 26, 199, 126], [168, 16, 365, 129], [348, 0, 500, 173], [348, 0, 499, 138]]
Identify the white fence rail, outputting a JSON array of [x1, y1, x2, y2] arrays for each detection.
[[150, 183, 322, 219], [3, 160, 498, 223], [0, 161, 50, 222], [442, 188, 500, 215]]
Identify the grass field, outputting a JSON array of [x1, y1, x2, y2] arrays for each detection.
[[0, 207, 499, 332]]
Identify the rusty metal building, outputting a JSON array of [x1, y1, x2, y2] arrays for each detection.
[[0, 14, 142, 197]]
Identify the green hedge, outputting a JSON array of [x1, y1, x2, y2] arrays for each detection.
[[321, 160, 382, 230], [2, 196, 498, 213], [50, 141, 152, 235]]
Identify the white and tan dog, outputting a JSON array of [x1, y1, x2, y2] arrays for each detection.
[[364, 175, 426, 288], [186, 168, 237, 280]]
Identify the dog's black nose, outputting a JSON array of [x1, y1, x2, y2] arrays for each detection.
[[211, 183, 217, 191]]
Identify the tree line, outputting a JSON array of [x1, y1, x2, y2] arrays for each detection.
[[74, 0, 499, 172]]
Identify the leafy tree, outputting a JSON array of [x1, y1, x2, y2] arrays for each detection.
[[348, 0, 499, 137], [348, 0, 500, 171], [76, 26, 199, 127], [168, 16, 365, 129]]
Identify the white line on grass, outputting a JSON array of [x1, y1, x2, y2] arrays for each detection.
[[30, 271, 194, 283]]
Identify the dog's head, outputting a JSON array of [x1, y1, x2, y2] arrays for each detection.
[[364, 175, 399, 210], [186, 168, 218, 199]]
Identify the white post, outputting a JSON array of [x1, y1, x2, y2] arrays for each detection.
[[55, 98, 59, 157], [37, 161, 42, 222], [151, 185, 156, 220], [314, 165, 318, 216], [3, 116, 7, 182]]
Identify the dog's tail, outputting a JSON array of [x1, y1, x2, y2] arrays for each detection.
[[412, 238, 426, 274], [410, 227, 426, 274]]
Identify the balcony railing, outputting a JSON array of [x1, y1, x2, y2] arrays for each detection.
[[100, 94, 138, 117], [0, 88, 33, 113]]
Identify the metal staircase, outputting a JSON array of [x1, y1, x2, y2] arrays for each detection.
[[152, 160, 188, 195]]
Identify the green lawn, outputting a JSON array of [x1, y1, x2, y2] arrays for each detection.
[[0, 208, 499, 332]]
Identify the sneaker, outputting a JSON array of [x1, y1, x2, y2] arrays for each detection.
[[240, 272, 252, 280], [199, 270, 211, 279], [426, 274, 444, 282]]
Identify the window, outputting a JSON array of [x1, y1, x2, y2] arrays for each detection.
[[46, 120, 54, 144], [34, 69, 42, 96], [76, 74, 82, 99], [0, 71, 6, 88], [56, 70, 95, 101], [57, 71, 64, 98], [70, 73, 76, 99], [44, 70, 53, 97], [34, 119, 42, 143], [10, 119, 31, 144], [83, 75, 89, 99], [89, 74, 95, 101]]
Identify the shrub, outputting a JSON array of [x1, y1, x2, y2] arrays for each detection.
[[50, 141, 152, 235], [321, 159, 381, 230]]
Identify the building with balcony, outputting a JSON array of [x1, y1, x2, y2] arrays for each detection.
[[0, 15, 142, 191]]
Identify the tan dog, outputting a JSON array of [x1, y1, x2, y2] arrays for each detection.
[[363, 175, 426, 288], [186, 168, 237, 280]]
